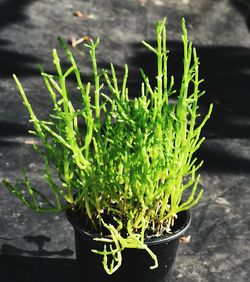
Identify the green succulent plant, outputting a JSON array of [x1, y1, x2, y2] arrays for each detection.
[[3, 18, 212, 274]]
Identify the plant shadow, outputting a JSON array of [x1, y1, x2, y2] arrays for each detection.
[[196, 142, 250, 173], [0, 45, 40, 77], [0, 0, 41, 77], [0, 121, 31, 147], [230, 0, 250, 32], [0, 235, 74, 257], [0, 0, 35, 30], [0, 234, 76, 281], [0, 121, 30, 137]]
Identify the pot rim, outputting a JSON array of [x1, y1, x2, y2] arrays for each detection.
[[146, 210, 191, 245], [66, 209, 191, 246]]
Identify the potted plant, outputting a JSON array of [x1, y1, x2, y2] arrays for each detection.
[[2, 18, 213, 281]]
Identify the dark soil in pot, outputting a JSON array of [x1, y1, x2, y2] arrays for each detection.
[[66, 209, 191, 282]]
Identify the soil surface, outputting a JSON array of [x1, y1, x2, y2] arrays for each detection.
[[0, 0, 250, 281]]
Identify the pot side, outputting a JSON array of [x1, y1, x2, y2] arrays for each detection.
[[66, 209, 191, 282]]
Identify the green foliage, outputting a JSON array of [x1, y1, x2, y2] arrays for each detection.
[[2, 18, 212, 274]]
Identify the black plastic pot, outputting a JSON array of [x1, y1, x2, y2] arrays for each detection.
[[66, 209, 191, 282]]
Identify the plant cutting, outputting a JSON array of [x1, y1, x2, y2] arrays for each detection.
[[3, 18, 213, 281]]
